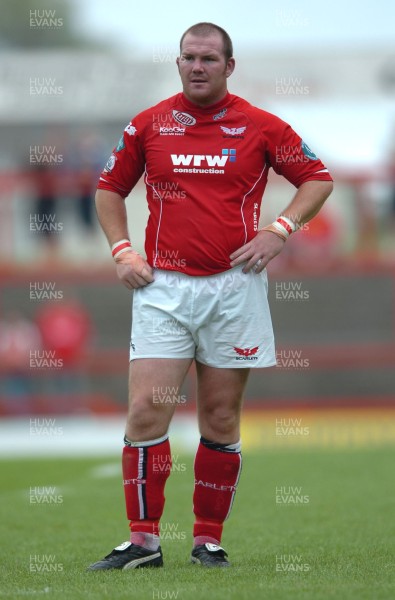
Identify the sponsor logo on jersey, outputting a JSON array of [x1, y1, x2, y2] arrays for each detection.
[[104, 153, 116, 172], [159, 126, 186, 136], [233, 346, 259, 360], [116, 136, 125, 151], [301, 140, 318, 160], [172, 110, 196, 126], [170, 150, 236, 174], [222, 148, 237, 161], [171, 153, 228, 167], [213, 108, 227, 120], [124, 123, 137, 136], [220, 125, 246, 138]]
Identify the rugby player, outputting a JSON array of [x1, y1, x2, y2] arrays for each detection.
[[88, 22, 333, 570]]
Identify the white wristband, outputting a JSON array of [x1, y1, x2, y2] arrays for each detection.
[[111, 239, 132, 259], [272, 217, 297, 238]]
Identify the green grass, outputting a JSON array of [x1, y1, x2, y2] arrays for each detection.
[[0, 448, 394, 600]]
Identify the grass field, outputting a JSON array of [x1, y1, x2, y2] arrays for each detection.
[[0, 448, 394, 600]]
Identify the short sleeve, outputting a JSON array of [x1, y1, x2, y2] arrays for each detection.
[[265, 118, 332, 188], [97, 118, 146, 198]]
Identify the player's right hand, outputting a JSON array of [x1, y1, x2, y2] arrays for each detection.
[[115, 250, 154, 289]]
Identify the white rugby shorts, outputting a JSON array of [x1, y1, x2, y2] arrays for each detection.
[[130, 266, 276, 368]]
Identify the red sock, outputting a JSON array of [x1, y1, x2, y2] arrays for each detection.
[[193, 437, 242, 544], [122, 435, 171, 537]]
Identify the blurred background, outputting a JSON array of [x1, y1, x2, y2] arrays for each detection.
[[1, 0, 394, 454]]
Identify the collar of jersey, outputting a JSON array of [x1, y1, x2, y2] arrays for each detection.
[[180, 91, 232, 114]]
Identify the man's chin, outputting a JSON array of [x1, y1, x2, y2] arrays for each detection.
[[184, 88, 215, 106]]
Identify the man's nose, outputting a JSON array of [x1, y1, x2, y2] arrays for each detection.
[[192, 60, 204, 71]]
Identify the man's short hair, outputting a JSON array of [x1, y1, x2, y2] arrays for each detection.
[[179, 22, 233, 61]]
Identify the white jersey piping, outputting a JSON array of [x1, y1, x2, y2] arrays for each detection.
[[144, 168, 163, 268], [240, 165, 267, 244]]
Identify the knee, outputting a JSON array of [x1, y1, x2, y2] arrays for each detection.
[[126, 396, 171, 440], [200, 404, 240, 439], [126, 403, 152, 433]]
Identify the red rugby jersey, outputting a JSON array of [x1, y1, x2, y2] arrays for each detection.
[[98, 92, 332, 276]]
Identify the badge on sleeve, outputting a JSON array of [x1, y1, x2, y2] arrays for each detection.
[[301, 140, 318, 160]]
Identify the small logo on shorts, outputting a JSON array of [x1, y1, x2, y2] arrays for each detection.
[[233, 346, 259, 361], [130, 342, 136, 351]]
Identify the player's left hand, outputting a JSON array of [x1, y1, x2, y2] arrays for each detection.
[[229, 230, 285, 273]]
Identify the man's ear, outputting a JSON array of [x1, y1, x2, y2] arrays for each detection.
[[226, 57, 236, 78], [176, 56, 180, 72]]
